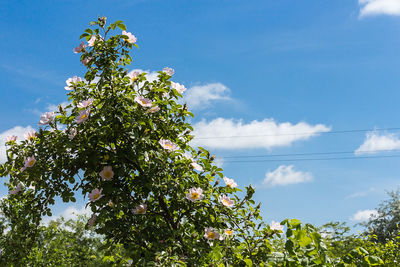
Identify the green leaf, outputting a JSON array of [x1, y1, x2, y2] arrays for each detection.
[[244, 259, 253, 267], [298, 234, 312, 247], [80, 33, 89, 39], [117, 24, 127, 31], [289, 219, 301, 228], [366, 255, 384, 265]]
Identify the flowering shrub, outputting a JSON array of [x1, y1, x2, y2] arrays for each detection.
[[0, 17, 381, 266]]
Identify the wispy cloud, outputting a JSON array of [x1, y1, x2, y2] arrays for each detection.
[[346, 187, 375, 199], [1, 64, 64, 86], [359, 0, 400, 17], [355, 132, 400, 155], [0, 126, 35, 163], [350, 209, 378, 222], [192, 118, 330, 150], [261, 165, 313, 188]]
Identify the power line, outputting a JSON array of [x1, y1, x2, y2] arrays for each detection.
[[194, 127, 400, 139], [220, 149, 400, 159], [223, 154, 400, 163]]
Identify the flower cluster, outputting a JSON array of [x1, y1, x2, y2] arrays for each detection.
[[203, 227, 234, 241], [185, 177, 238, 242]]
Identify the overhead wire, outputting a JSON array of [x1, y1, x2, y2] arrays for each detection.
[[194, 127, 400, 139], [191, 126, 400, 163], [220, 149, 400, 159], [222, 154, 400, 163]]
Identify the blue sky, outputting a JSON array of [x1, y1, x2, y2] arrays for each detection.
[[1, 0, 400, 227]]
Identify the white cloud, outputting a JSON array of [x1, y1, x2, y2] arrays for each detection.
[[183, 83, 231, 109], [359, 0, 400, 17], [42, 205, 91, 225], [192, 118, 330, 150], [0, 125, 35, 163], [346, 187, 375, 199], [350, 209, 378, 222], [262, 165, 313, 187], [127, 69, 232, 109], [355, 132, 400, 155]]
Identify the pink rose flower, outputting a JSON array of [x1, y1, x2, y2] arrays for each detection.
[[171, 82, 186, 94], [134, 96, 152, 108], [219, 194, 234, 207], [162, 67, 174, 76], [77, 98, 94, 108], [122, 30, 137, 44], [73, 41, 87, 53], [65, 76, 82, 90], [159, 139, 177, 151], [88, 188, 103, 202], [6, 135, 17, 142], [39, 112, 55, 125], [24, 131, 37, 141], [75, 109, 90, 124]]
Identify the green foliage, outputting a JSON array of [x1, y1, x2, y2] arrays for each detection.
[[26, 216, 128, 266], [319, 222, 361, 260], [0, 204, 128, 266], [0, 17, 388, 265]]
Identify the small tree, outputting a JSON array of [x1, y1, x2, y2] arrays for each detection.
[[361, 188, 400, 243], [0, 17, 270, 265], [0, 17, 371, 266]]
